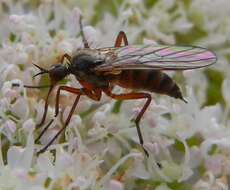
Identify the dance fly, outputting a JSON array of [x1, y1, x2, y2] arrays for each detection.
[[25, 16, 217, 156]]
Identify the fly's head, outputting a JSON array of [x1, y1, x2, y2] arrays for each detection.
[[33, 63, 70, 85]]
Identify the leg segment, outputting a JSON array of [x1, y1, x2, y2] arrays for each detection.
[[36, 53, 71, 128], [82, 88, 102, 101], [36, 85, 54, 128], [103, 89, 151, 156], [37, 94, 81, 155], [36, 86, 102, 154], [54, 87, 102, 117], [113, 31, 129, 122], [35, 86, 83, 143], [36, 87, 102, 143], [114, 31, 129, 47], [54, 86, 84, 117]]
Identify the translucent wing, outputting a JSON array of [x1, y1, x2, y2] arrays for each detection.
[[94, 45, 217, 72]]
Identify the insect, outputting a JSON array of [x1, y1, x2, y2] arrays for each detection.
[[25, 16, 217, 156]]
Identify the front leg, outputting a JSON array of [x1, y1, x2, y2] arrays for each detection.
[[35, 86, 84, 143], [36, 86, 102, 154], [36, 86, 102, 143], [36, 85, 54, 128], [36, 53, 71, 128], [37, 94, 81, 155]]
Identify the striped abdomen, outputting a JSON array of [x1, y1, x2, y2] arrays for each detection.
[[109, 70, 184, 100]]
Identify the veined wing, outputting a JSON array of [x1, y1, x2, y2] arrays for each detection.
[[94, 45, 217, 72]]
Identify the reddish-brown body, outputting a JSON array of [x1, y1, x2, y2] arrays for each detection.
[[107, 70, 182, 99], [25, 16, 216, 156]]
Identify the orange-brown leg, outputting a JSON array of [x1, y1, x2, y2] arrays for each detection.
[[82, 88, 102, 101], [53, 87, 102, 118], [35, 86, 83, 143], [114, 31, 129, 47], [36, 85, 54, 128], [37, 93, 81, 155], [36, 86, 102, 154], [103, 89, 151, 156], [36, 87, 102, 143], [113, 32, 129, 113], [35, 54, 70, 129]]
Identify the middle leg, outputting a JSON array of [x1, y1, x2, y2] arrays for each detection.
[[37, 93, 81, 155]]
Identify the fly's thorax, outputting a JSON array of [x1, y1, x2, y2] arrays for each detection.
[[69, 49, 106, 74]]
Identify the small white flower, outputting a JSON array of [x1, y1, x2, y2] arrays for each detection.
[[0, 130, 43, 189], [9, 14, 36, 33], [1, 119, 16, 141], [222, 78, 230, 105], [155, 183, 172, 190], [193, 172, 228, 190], [22, 119, 35, 132], [127, 157, 150, 179], [205, 155, 223, 176], [201, 138, 230, 158], [10, 97, 29, 120], [83, 26, 99, 48], [57, 40, 74, 55], [172, 17, 193, 34], [108, 179, 124, 190], [189, 146, 202, 168]]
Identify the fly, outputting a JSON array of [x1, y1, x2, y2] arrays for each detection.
[[25, 15, 217, 156]]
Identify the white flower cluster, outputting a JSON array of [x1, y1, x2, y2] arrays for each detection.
[[0, 0, 230, 189]]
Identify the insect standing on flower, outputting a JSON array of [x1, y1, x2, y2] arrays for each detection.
[[25, 16, 217, 156]]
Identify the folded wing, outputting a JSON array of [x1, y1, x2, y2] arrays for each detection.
[[94, 45, 217, 72]]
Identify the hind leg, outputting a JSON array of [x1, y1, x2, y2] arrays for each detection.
[[103, 88, 151, 156], [114, 31, 128, 47]]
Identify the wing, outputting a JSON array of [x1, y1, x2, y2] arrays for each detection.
[[93, 45, 217, 72]]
